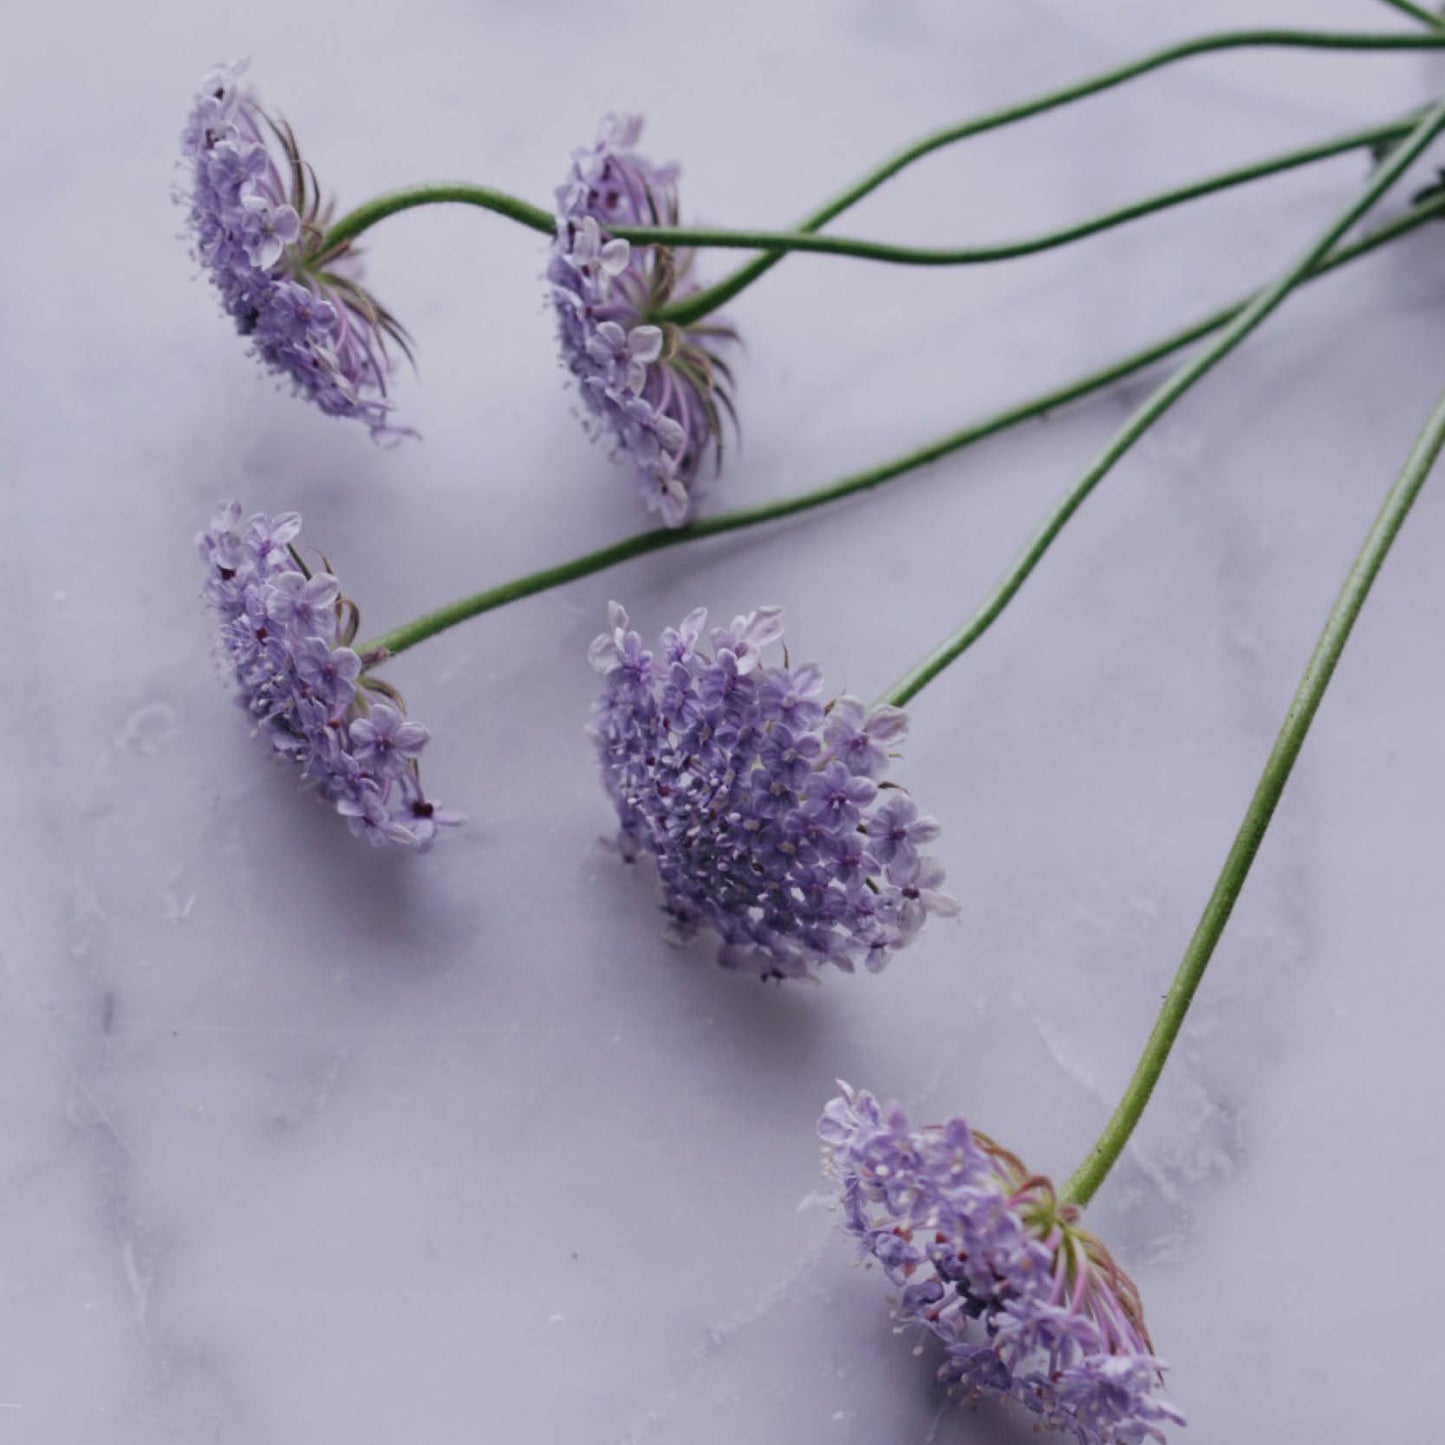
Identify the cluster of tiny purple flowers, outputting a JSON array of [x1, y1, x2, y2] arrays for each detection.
[[820, 1083, 1185, 1443], [549, 115, 738, 526], [588, 604, 956, 981], [182, 63, 409, 437], [200, 503, 455, 848]]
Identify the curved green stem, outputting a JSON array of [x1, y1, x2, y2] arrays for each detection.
[[624, 116, 1418, 270], [656, 26, 1445, 326], [879, 97, 1445, 709], [319, 114, 1415, 275], [319, 185, 554, 258], [1062, 375, 1445, 1209], [358, 191, 1445, 661], [1372, 0, 1444, 29]]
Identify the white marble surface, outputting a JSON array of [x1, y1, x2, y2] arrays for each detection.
[[3, 1, 1444, 1440]]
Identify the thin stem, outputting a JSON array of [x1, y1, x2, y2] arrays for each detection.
[[1371, 0, 1444, 29], [1062, 376, 1445, 1209], [357, 193, 1445, 661], [879, 97, 1445, 709], [320, 115, 1416, 273], [621, 116, 1418, 270], [655, 26, 1445, 326], [319, 185, 554, 258]]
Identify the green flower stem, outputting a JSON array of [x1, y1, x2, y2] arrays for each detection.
[[878, 97, 1445, 710], [319, 114, 1415, 276], [358, 190, 1445, 663], [1372, 0, 1444, 29], [1062, 375, 1445, 1210], [654, 26, 1445, 325], [628, 115, 1417, 268], [318, 185, 554, 258]]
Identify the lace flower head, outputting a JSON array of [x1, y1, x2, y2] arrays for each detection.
[[550, 116, 738, 526], [199, 502, 456, 848], [181, 63, 410, 437], [820, 1083, 1185, 1443], [589, 604, 955, 980]]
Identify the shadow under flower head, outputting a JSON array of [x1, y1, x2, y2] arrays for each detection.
[[199, 502, 457, 848], [550, 115, 739, 527], [181, 62, 411, 438], [589, 603, 956, 981], [820, 1083, 1185, 1444]]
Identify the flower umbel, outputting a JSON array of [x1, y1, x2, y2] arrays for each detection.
[[550, 116, 738, 526], [589, 604, 955, 980], [182, 63, 410, 437], [200, 503, 456, 848], [820, 1083, 1184, 1443]]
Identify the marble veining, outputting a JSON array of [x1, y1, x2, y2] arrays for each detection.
[[2, 1, 1443, 1440]]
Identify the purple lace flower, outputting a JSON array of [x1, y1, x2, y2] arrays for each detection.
[[199, 502, 457, 848], [550, 116, 738, 527], [588, 604, 956, 981], [181, 63, 410, 437], [820, 1083, 1185, 1443]]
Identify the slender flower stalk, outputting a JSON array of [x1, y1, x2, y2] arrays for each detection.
[[354, 190, 1445, 663], [879, 95, 1445, 708], [1371, 0, 1445, 29], [658, 25, 1445, 325], [614, 113, 1420, 268], [539, 111, 1411, 527], [1063, 371, 1445, 1208], [316, 112, 1418, 274], [314, 28, 1445, 328], [823, 346, 1445, 1445]]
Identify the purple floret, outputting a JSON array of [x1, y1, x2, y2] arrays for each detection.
[[199, 501, 456, 849], [549, 116, 738, 526], [589, 604, 956, 980], [820, 1083, 1186, 1444], [181, 63, 410, 437]]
